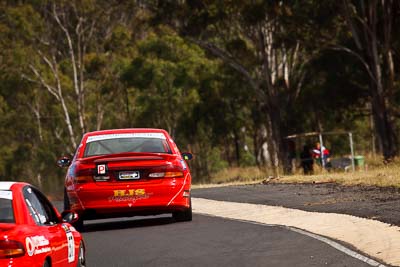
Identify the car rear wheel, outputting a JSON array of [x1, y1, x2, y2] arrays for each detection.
[[64, 188, 70, 210], [173, 198, 192, 222], [43, 259, 50, 267], [77, 242, 86, 267], [73, 217, 84, 232]]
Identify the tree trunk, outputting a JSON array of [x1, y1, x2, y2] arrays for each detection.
[[233, 129, 241, 167], [255, 125, 272, 168], [342, 0, 398, 160], [267, 105, 287, 176], [370, 93, 397, 160]]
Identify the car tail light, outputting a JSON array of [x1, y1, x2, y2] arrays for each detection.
[[148, 166, 184, 178], [148, 172, 165, 178], [183, 190, 190, 197], [164, 171, 184, 178], [0, 240, 25, 258], [74, 169, 94, 184], [149, 171, 184, 178], [75, 175, 93, 184]]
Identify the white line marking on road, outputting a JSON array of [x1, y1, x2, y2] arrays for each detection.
[[197, 213, 386, 267], [287, 226, 386, 267]]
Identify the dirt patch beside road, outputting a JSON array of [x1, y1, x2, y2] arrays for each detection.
[[191, 182, 400, 226]]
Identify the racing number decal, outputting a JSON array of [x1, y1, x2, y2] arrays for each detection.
[[63, 224, 75, 263], [67, 231, 74, 263]]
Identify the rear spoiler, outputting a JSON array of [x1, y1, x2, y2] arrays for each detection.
[[80, 152, 177, 164]]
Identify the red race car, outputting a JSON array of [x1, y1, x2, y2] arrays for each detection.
[[0, 182, 85, 267], [58, 128, 193, 230]]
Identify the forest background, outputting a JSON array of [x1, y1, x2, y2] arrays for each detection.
[[1, 0, 399, 193]]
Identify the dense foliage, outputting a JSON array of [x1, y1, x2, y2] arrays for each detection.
[[1, 0, 399, 192]]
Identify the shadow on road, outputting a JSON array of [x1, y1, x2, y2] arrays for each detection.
[[82, 216, 176, 233]]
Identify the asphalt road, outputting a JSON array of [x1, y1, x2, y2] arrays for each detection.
[[80, 214, 373, 267], [54, 186, 379, 267]]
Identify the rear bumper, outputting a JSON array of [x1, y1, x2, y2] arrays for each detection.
[[79, 205, 189, 220], [0, 258, 40, 267], [67, 177, 191, 219]]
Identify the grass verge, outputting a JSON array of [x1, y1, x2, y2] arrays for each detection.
[[193, 160, 400, 189]]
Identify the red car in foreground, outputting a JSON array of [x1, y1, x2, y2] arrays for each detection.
[[58, 128, 193, 230], [0, 182, 85, 267]]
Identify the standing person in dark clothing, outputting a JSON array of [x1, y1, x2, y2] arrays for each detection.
[[300, 145, 314, 175]]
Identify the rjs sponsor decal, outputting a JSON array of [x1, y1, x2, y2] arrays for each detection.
[[108, 189, 152, 202]]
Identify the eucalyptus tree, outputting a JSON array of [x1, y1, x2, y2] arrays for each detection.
[[338, 0, 400, 160], [17, 0, 141, 150], [0, 0, 143, 186], [123, 28, 215, 138], [153, 1, 321, 174]]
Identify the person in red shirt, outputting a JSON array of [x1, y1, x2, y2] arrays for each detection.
[[312, 142, 330, 167]]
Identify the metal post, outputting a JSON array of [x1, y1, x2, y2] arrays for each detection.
[[319, 133, 325, 168], [349, 132, 355, 172], [368, 102, 376, 159]]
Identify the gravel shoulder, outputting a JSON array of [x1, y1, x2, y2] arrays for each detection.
[[192, 182, 400, 266], [192, 182, 400, 226]]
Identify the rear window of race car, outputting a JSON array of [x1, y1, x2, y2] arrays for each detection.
[[84, 133, 172, 157], [0, 191, 15, 223]]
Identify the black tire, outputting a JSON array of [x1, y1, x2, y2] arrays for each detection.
[[64, 188, 70, 210], [73, 217, 85, 232], [43, 259, 50, 267], [173, 198, 192, 222], [76, 242, 86, 267]]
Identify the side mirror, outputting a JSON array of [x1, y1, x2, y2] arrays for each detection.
[[57, 156, 71, 168], [61, 210, 79, 224], [181, 152, 193, 161]]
